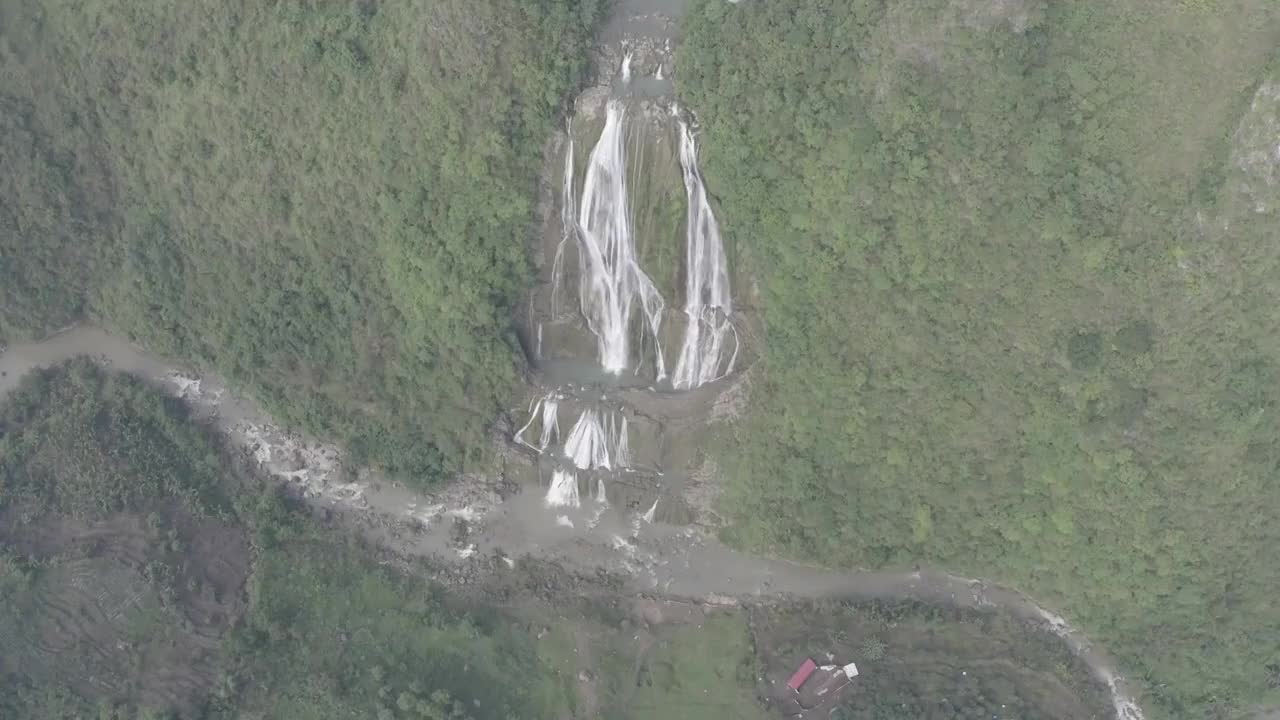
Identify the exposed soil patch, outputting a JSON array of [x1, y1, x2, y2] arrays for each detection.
[[0, 504, 251, 715]]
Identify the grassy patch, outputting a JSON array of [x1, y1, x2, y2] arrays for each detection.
[[629, 124, 689, 304], [531, 603, 770, 720], [626, 614, 770, 720]]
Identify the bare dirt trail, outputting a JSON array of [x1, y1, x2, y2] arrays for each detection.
[[0, 325, 1142, 720]]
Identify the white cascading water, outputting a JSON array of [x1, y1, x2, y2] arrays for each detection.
[[545, 469, 581, 508], [564, 409, 631, 470], [672, 114, 738, 389], [565, 409, 610, 469], [514, 393, 560, 453], [641, 497, 659, 524], [613, 414, 631, 468], [550, 121, 575, 320], [569, 101, 668, 377]]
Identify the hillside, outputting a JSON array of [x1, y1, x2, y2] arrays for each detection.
[[678, 1, 1280, 716], [0, 0, 601, 482]]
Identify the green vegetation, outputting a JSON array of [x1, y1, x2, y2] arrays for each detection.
[[0, 362, 573, 719], [218, 516, 564, 720], [532, 606, 772, 720], [0, 359, 230, 520], [679, 0, 1280, 716], [756, 600, 1111, 720], [622, 615, 769, 720], [0, 0, 601, 482]]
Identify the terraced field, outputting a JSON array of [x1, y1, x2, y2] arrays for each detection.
[[0, 508, 250, 715]]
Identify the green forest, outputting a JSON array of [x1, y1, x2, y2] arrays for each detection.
[[0, 361, 571, 719], [0, 0, 601, 481], [679, 0, 1280, 717]]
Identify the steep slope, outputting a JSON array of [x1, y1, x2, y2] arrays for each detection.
[[678, 0, 1280, 716], [0, 0, 601, 481]]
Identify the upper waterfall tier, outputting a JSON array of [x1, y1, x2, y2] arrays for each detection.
[[569, 100, 669, 379], [532, 38, 740, 391]]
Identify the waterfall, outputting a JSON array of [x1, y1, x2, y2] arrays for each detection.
[[536, 78, 742, 536], [672, 115, 738, 389], [539, 398, 561, 449], [551, 121, 574, 320], [570, 101, 667, 377], [564, 408, 631, 470], [545, 470, 581, 508], [514, 393, 560, 452], [565, 409, 611, 469], [612, 414, 631, 468]]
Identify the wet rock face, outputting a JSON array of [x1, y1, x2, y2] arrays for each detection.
[[624, 35, 672, 80], [572, 86, 611, 123], [535, 320, 603, 365]]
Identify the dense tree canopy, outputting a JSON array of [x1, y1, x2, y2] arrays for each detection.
[[0, 362, 566, 720], [679, 0, 1280, 716], [0, 0, 601, 480]]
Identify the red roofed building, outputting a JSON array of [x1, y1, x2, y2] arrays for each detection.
[[787, 658, 818, 692]]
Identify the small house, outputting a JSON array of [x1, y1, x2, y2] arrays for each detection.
[[787, 658, 818, 692]]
